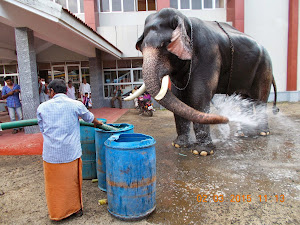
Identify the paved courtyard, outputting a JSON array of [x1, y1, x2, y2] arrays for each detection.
[[0, 102, 299, 224]]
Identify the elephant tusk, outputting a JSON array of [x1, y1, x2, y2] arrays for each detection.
[[124, 83, 146, 101], [154, 75, 170, 101]]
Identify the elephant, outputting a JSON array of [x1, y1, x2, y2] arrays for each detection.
[[125, 8, 278, 155]]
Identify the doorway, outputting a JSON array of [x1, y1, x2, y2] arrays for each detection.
[[51, 64, 82, 99]]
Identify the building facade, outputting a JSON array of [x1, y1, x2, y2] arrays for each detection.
[[0, 0, 299, 133]]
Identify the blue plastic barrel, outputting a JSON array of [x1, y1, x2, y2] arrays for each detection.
[[80, 118, 107, 180], [104, 133, 156, 220], [95, 123, 134, 191]]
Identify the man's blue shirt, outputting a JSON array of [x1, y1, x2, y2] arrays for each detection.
[[1, 84, 22, 108], [37, 94, 94, 163]]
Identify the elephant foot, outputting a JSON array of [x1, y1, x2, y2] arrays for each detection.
[[259, 130, 270, 136], [190, 142, 215, 156], [234, 130, 246, 137], [235, 128, 270, 137], [172, 135, 191, 148]]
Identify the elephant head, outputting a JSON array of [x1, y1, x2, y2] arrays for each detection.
[[126, 9, 228, 124]]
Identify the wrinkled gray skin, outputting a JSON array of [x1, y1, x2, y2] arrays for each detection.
[[137, 8, 278, 154]]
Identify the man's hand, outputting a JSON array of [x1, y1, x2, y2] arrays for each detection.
[[14, 89, 20, 93], [2, 91, 14, 99], [92, 118, 103, 128]]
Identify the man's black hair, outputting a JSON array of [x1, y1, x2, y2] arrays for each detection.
[[48, 79, 67, 94], [4, 76, 12, 81]]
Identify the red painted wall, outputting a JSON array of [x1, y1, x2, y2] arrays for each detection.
[[157, 0, 170, 11], [227, 0, 244, 32], [83, 0, 97, 30], [287, 0, 298, 91]]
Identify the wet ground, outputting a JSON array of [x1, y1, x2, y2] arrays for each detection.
[[0, 102, 299, 224]]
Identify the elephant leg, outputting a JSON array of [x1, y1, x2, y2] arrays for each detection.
[[237, 101, 269, 137], [171, 85, 192, 148], [235, 98, 257, 137], [172, 114, 192, 148], [191, 97, 215, 155], [192, 123, 215, 155], [255, 102, 270, 136], [249, 53, 272, 136]]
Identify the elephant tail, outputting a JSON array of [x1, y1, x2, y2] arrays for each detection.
[[272, 76, 280, 115]]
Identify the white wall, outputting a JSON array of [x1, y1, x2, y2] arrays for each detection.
[[244, 0, 289, 92], [36, 45, 88, 62], [97, 9, 226, 58]]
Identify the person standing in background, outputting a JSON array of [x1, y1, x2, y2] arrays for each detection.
[[111, 86, 123, 109], [38, 76, 49, 103], [79, 78, 91, 101], [82, 92, 91, 109], [66, 80, 76, 100], [1, 76, 23, 134]]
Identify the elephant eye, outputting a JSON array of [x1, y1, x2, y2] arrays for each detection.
[[160, 41, 170, 48]]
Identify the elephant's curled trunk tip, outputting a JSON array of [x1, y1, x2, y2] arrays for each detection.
[[198, 114, 229, 124]]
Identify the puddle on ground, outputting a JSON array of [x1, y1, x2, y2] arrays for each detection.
[[147, 98, 300, 224]]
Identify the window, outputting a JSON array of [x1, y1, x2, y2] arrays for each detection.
[[170, 0, 178, 9], [215, 0, 224, 8], [124, 0, 135, 11], [192, 0, 202, 9], [98, 0, 156, 12], [100, 0, 110, 11], [204, 0, 212, 8], [103, 59, 143, 98], [170, 0, 225, 9], [0, 64, 19, 89], [112, 0, 122, 11], [53, 0, 85, 14], [181, 0, 190, 9]]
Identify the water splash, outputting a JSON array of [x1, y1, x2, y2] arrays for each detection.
[[210, 94, 271, 140], [212, 94, 267, 127]]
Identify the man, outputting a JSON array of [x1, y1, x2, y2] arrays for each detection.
[[79, 78, 91, 100], [37, 79, 103, 221], [38, 76, 49, 103], [1, 76, 23, 134], [111, 86, 123, 109], [66, 80, 76, 100]]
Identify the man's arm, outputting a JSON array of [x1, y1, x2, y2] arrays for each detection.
[[1, 88, 14, 100], [92, 117, 103, 127], [78, 102, 103, 126], [44, 84, 48, 94], [36, 108, 44, 133], [39, 83, 42, 94]]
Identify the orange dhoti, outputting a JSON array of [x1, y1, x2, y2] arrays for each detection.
[[43, 158, 83, 221]]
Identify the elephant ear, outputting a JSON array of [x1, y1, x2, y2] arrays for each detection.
[[167, 17, 192, 60], [136, 33, 144, 51]]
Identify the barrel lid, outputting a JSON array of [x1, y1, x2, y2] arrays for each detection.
[[95, 123, 134, 133], [104, 133, 156, 150]]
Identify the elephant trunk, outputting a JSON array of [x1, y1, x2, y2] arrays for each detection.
[[142, 47, 228, 124]]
